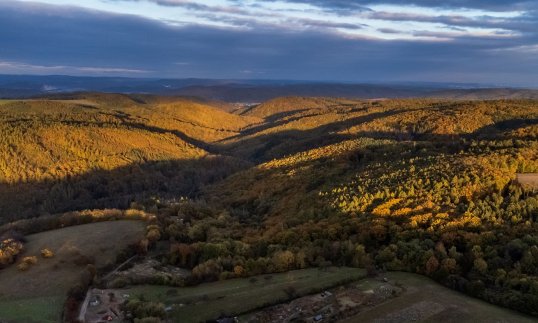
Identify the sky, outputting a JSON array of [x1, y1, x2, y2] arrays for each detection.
[[0, 0, 537, 86]]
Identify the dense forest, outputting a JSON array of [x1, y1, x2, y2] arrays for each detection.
[[1, 95, 538, 317]]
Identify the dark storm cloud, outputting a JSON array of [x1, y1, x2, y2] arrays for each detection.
[[0, 1, 537, 85]]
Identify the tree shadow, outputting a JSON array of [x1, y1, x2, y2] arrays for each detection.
[[214, 108, 421, 161], [0, 155, 250, 224], [471, 118, 538, 140]]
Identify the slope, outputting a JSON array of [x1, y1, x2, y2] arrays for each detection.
[[200, 97, 538, 316], [0, 94, 258, 221]]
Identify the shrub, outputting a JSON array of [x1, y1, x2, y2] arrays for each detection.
[[124, 299, 166, 320], [146, 226, 161, 243], [17, 262, 30, 271], [17, 256, 38, 271], [40, 248, 54, 258], [23, 256, 38, 264], [0, 238, 24, 267]]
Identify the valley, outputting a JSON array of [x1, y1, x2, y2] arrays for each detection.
[[0, 94, 537, 322]]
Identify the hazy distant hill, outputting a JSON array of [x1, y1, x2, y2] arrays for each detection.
[[1, 74, 537, 101], [173, 83, 434, 101], [175, 84, 538, 101], [429, 88, 538, 100]]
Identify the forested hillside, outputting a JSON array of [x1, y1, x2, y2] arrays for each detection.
[[1, 95, 538, 317], [0, 95, 255, 220]]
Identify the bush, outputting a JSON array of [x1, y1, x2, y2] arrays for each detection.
[[0, 238, 24, 268], [40, 248, 54, 258], [124, 299, 166, 320], [17, 256, 38, 271], [24, 256, 38, 264], [17, 262, 30, 271]]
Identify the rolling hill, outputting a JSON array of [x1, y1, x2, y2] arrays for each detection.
[[0, 94, 538, 321], [0, 94, 255, 221]]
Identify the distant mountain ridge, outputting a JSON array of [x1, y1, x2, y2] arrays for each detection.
[[0, 74, 536, 101]]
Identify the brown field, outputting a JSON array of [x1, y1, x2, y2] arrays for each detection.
[[517, 173, 538, 190]]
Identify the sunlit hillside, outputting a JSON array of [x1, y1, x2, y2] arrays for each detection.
[[204, 97, 538, 315], [0, 95, 256, 220], [221, 97, 538, 161]]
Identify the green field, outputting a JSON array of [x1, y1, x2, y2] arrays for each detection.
[[126, 267, 365, 322], [343, 272, 537, 323], [0, 220, 146, 322], [0, 296, 64, 323]]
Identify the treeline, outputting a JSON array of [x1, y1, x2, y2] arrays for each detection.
[[0, 208, 153, 236]]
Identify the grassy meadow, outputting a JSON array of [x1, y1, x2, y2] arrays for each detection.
[[344, 272, 537, 323], [0, 220, 146, 322], [126, 267, 365, 322]]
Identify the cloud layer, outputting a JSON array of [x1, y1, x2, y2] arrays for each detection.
[[1, 0, 537, 86]]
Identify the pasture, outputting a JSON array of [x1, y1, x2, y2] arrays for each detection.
[[0, 220, 146, 322], [342, 272, 536, 323], [125, 267, 365, 322]]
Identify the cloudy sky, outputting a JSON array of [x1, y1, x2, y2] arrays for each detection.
[[1, 0, 537, 86]]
